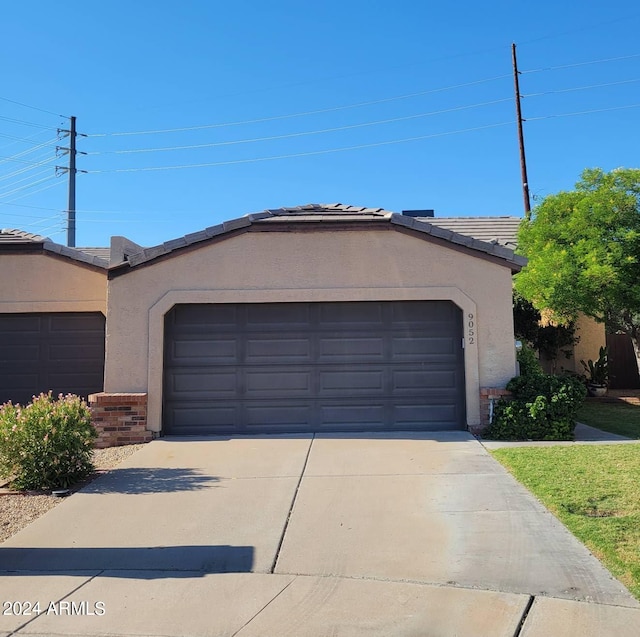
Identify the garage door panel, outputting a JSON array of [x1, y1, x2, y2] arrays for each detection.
[[392, 336, 456, 359], [0, 316, 42, 333], [392, 369, 459, 391], [245, 370, 312, 397], [171, 338, 238, 364], [393, 404, 460, 428], [168, 370, 237, 399], [319, 369, 385, 393], [170, 304, 238, 329], [320, 403, 387, 426], [245, 336, 311, 363], [164, 404, 239, 430], [246, 303, 310, 328], [245, 404, 314, 426], [163, 301, 465, 434], [318, 336, 384, 362], [391, 301, 454, 323]]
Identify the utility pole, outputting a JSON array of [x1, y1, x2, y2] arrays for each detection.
[[57, 116, 86, 247], [512, 43, 531, 218]]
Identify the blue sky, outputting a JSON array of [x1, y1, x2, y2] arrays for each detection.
[[1, 1, 639, 247]]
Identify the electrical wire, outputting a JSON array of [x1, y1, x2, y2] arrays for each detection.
[[86, 97, 512, 155], [0, 201, 61, 211], [0, 168, 53, 194], [0, 95, 65, 118], [0, 115, 59, 131], [86, 74, 512, 137], [0, 132, 60, 148], [87, 121, 513, 173], [527, 102, 640, 121], [522, 52, 640, 74], [0, 153, 58, 182], [2, 179, 64, 203], [0, 153, 59, 167], [0, 175, 58, 199], [0, 140, 59, 168], [523, 78, 640, 98]]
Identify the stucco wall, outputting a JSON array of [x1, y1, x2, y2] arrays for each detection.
[[565, 315, 607, 374], [0, 253, 107, 314], [105, 227, 517, 430]]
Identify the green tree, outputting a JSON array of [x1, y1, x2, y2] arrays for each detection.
[[515, 167, 640, 360]]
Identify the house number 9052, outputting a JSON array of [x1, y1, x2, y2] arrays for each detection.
[[467, 313, 475, 345]]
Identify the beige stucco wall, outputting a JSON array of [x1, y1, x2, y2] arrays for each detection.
[[0, 253, 107, 314], [564, 315, 607, 374], [104, 227, 518, 431]]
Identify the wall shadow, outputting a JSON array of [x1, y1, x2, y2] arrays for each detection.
[[0, 545, 253, 577]]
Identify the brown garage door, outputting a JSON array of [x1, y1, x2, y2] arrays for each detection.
[[163, 301, 465, 435], [0, 312, 105, 405]]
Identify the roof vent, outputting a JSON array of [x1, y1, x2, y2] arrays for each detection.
[[402, 209, 434, 218]]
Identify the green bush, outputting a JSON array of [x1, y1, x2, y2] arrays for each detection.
[[0, 393, 96, 490], [516, 343, 543, 377], [484, 372, 586, 441]]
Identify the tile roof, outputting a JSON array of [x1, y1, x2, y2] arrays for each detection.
[[0, 228, 109, 269], [121, 204, 526, 271], [423, 216, 522, 248]]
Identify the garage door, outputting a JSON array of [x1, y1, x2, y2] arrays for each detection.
[[163, 301, 465, 435], [0, 312, 105, 405]]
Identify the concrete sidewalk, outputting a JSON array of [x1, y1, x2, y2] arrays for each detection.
[[1, 432, 638, 636]]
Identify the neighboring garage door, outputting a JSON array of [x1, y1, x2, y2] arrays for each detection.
[[0, 312, 105, 405], [163, 301, 465, 435]]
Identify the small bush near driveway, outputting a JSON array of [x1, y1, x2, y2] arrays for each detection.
[[492, 444, 640, 600], [0, 393, 96, 490]]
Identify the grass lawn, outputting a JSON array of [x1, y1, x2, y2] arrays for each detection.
[[577, 401, 640, 438], [491, 444, 640, 600]]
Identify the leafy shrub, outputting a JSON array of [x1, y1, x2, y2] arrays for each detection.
[[516, 343, 543, 377], [484, 372, 586, 441], [0, 393, 96, 490]]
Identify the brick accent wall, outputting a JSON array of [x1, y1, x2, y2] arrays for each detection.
[[89, 392, 153, 448], [472, 388, 512, 435]]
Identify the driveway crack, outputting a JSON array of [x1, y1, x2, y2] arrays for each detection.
[[513, 595, 535, 637], [270, 434, 315, 574]]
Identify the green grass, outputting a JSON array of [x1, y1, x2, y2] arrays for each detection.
[[577, 401, 640, 438], [491, 444, 640, 600]]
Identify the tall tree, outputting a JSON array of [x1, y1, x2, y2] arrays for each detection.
[[515, 167, 640, 359]]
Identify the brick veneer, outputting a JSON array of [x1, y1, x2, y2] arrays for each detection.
[[89, 392, 153, 448], [471, 387, 512, 435]]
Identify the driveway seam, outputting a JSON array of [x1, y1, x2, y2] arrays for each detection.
[[230, 576, 297, 637], [270, 434, 315, 574], [513, 595, 535, 637], [8, 569, 105, 636]]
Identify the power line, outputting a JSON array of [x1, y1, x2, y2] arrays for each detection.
[[0, 153, 58, 181], [522, 78, 640, 98], [86, 74, 512, 138], [522, 52, 640, 75], [0, 175, 58, 199], [0, 115, 59, 131], [0, 140, 59, 168], [87, 121, 513, 173], [527, 102, 640, 121], [2, 179, 64, 204], [0, 201, 60, 211], [0, 153, 59, 167], [0, 95, 65, 118], [86, 97, 512, 155], [0, 167, 53, 194]]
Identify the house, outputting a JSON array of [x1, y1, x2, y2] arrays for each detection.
[[422, 216, 607, 376], [0, 229, 108, 405], [1, 205, 528, 444]]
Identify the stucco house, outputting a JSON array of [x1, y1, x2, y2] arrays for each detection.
[[0, 229, 108, 405], [1, 204, 532, 444]]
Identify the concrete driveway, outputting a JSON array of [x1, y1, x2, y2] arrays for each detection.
[[0, 432, 638, 637]]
